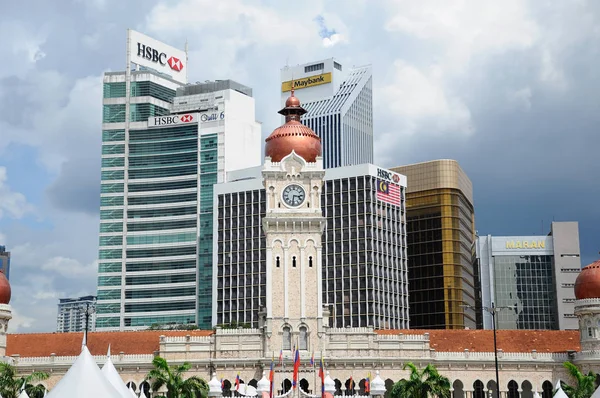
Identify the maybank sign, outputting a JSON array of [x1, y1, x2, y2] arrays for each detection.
[[148, 111, 225, 128], [281, 73, 332, 92]]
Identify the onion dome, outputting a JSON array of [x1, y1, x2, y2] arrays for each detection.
[[208, 373, 223, 397], [256, 372, 270, 393], [264, 89, 321, 163], [575, 260, 600, 300], [0, 271, 11, 305], [370, 370, 386, 396], [324, 371, 336, 394]]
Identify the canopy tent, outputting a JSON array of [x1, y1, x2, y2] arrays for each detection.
[[101, 346, 134, 398], [553, 380, 569, 398], [17, 389, 29, 398], [46, 346, 122, 398]]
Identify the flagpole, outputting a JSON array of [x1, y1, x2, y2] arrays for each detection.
[[312, 353, 316, 396]]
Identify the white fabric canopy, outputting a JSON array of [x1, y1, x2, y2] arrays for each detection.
[[554, 380, 569, 398], [102, 355, 135, 398], [46, 346, 122, 398], [17, 390, 29, 398]]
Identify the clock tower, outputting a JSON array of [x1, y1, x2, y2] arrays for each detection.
[[261, 90, 327, 356]]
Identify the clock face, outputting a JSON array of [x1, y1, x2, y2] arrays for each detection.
[[282, 184, 306, 207]]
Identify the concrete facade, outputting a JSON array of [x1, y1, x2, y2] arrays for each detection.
[[476, 222, 581, 330]]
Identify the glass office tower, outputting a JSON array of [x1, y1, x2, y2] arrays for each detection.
[[97, 73, 261, 331], [280, 59, 373, 169], [391, 160, 477, 329]]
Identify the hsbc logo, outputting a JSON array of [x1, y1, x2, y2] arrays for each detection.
[[168, 57, 183, 72], [137, 43, 184, 73], [180, 114, 193, 122], [377, 168, 401, 184]]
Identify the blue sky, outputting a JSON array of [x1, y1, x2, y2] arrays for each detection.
[[0, 0, 599, 332]]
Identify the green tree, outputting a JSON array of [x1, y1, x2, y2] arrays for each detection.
[[0, 362, 49, 398], [560, 361, 597, 398], [390, 362, 451, 398], [146, 356, 208, 398]]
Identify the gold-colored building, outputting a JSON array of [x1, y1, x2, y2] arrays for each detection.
[[391, 160, 478, 329]]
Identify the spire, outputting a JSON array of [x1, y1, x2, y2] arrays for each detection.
[[107, 344, 111, 358]]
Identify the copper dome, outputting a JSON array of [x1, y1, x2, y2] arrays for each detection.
[[574, 260, 600, 300], [265, 91, 321, 163], [0, 271, 11, 305]]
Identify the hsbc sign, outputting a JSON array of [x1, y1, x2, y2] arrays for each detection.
[[137, 43, 184, 72], [128, 29, 187, 84], [147, 112, 225, 128]]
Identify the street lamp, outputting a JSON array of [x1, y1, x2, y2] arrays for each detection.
[[462, 302, 512, 398], [79, 302, 95, 344]]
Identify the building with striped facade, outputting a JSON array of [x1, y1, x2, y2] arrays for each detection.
[[212, 164, 409, 330], [280, 59, 373, 169], [98, 71, 261, 331]]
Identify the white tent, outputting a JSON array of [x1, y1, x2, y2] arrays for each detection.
[[554, 380, 569, 398], [102, 346, 134, 398], [46, 346, 122, 398], [17, 389, 29, 398]]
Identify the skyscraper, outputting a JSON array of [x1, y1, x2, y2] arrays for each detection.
[[280, 59, 373, 169], [0, 246, 9, 280], [477, 222, 581, 330], [97, 30, 261, 331], [56, 296, 97, 333], [391, 160, 477, 329]]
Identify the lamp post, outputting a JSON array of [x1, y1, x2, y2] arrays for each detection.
[[462, 302, 511, 398], [79, 301, 95, 345]]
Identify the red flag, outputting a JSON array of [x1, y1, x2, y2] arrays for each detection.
[[365, 372, 371, 394], [292, 348, 300, 388], [235, 373, 240, 391], [348, 377, 354, 392]]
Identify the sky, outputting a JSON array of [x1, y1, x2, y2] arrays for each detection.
[[0, 0, 599, 333]]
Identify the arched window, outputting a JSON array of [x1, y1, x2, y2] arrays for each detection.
[[282, 326, 291, 350], [542, 381, 553, 398], [299, 326, 308, 350], [309, 256, 313, 268], [276, 256, 280, 268], [508, 380, 519, 398], [292, 256, 297, 267], [473, 380, 484, 398]]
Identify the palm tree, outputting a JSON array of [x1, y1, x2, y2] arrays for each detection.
[[146, 356, 209, 398], [560, 361, 597, 398], [390, 362, 451, 398], [0, 362, 49, 398]]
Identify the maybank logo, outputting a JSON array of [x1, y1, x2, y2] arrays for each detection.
[[505, 240, 546, 249], [282, 72, 332, 92]]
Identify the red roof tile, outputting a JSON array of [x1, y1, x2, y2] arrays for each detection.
[[6, 329, 579, 358], [376, 329, 580, 353], [7, 330, 213, 357]]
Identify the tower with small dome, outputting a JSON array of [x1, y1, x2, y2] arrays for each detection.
[[0, 270, 12, 358], [261, 88, 327, 356], [573, 259, 600, 364]]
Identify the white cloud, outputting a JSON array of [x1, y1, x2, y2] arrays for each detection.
[[384, 0, 539, 69], [0, 167, 34, 220], [41, 257, 97, 279], [0, 21, 46, 79], [507, 87, 533, 111], [379, 60, 473, 136], [322, 33, 346, 48]]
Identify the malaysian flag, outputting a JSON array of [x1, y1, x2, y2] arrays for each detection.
[[376, 179, 401, 205]]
